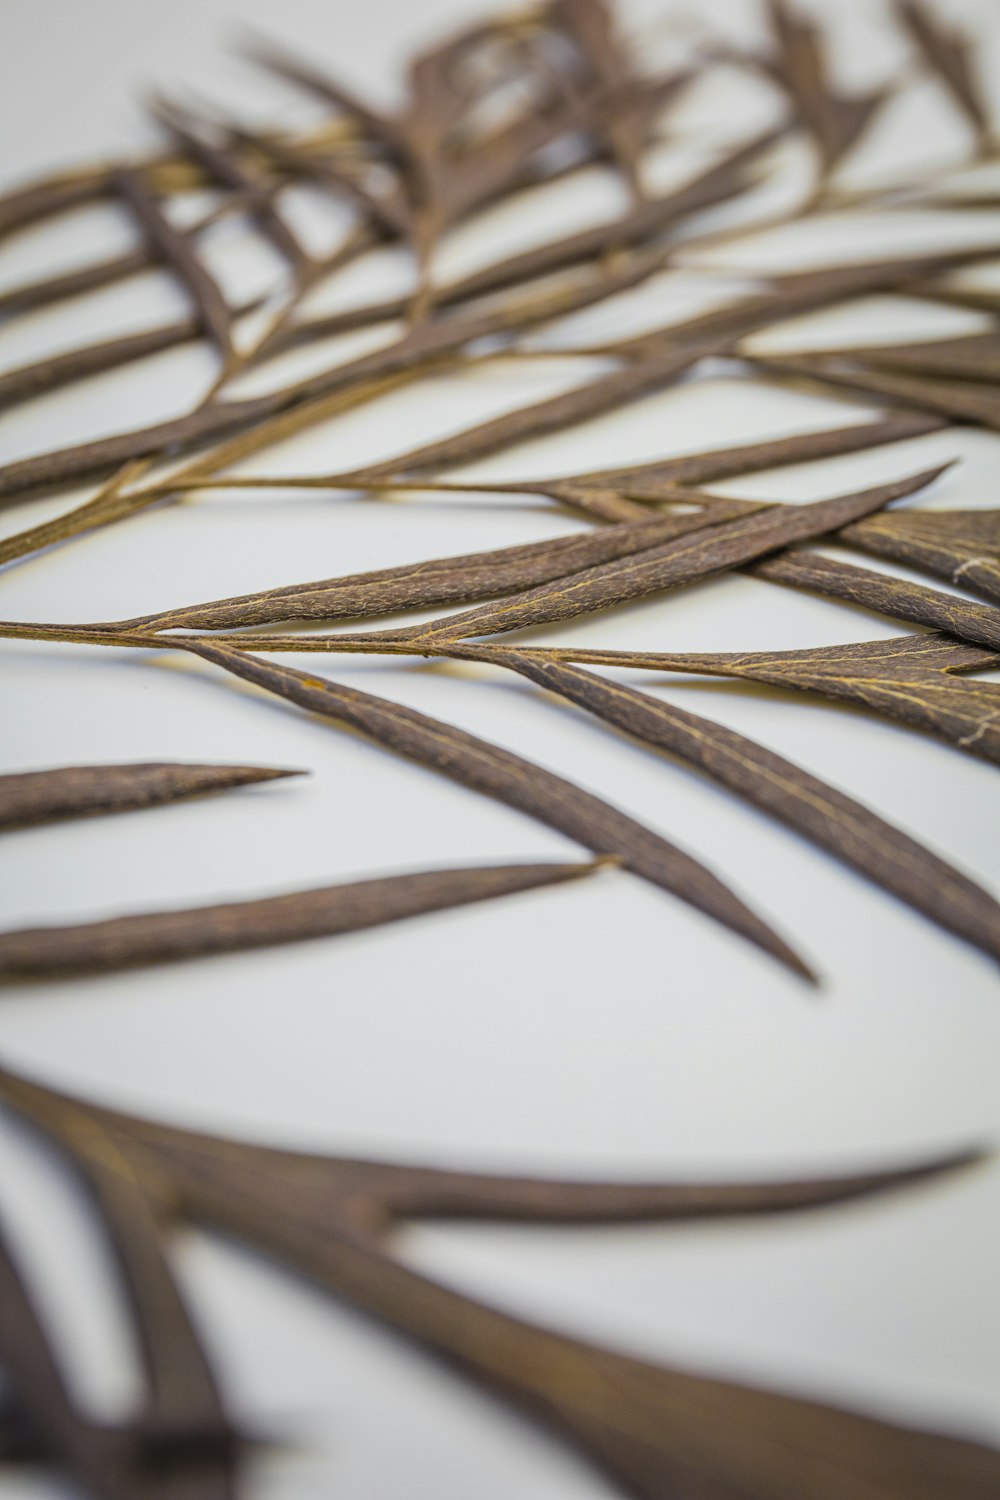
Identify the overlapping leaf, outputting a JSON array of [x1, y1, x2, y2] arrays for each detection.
[[2, 1066, 997, 1500]]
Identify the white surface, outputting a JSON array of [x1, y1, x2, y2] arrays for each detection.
[[1, 1, 999, 1496]]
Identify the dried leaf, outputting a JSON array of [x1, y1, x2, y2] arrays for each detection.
[[550, 635, 1000, 765], [497, 410, 945, 502], [3, 1066, 996, 1500], [895, 1, 993, 142], [150, 96, 310, 275], [752, 547, 1000, 653], [0, 171, 111, 240], [115, 168, 235, 359], [765, 0, 889, 173], [0, 761, 301, 831], [456, 645, 1000, 963], [808, 331, 1000, 384], [0, 1088, 241, 1498], [192, 410, 939, 510], [0, 243, 663, 505], [759, 351, 1000, 431], [380, 467, 948, 641], [0, 859, 602, 979], [842, 507, 1000, 603], [184, 643, 812, 977], [112, 500, 761, 633], [0, 316, 206, 411]]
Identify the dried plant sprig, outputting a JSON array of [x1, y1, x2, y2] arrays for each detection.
[[143, 407, 942, 507], [0, 242, 669, 505], [2, 5, 1000, 1492]]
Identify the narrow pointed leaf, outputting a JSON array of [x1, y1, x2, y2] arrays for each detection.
[[546, 635, 1000, 765], [528, 410, 945, 499], [462, 646, 1000, 964], [895, 1, 993, 141], [752, 547, 1000, 652], [115, 168, 234, 358], [765, 0, 889, 171], [762, 351, 1000, 431], [3, 1067, 996, 1500], [116, 500, 762, 633], [183, 644, 812, 977], [383, 467, 947, 641], [0, 762, 301, 831], [0, 860, 602, 979], [842, 507, 1000, 603], [341, 345, 716, 486], [0, 316, 205, 410], [813, 331, 1000, 384]]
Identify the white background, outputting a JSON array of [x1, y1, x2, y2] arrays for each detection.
[[1, 1, 999, 1496]]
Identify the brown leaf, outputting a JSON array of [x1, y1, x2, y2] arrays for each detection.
[[149, 96, 310, 275], [0, 859, 602, 979], [508, 409, 945, 502], [546, 634, 1000, 765], [807, 331, 1000, 384], [752, 547, 1000, 653], [765, 0, 889, 172], [184, 643, 812, 977], [895, 1, 993, 142], [3, 1066, 996, 1500], [379, 467, 948, 641], [759, 351, 1000, 431], [842, 507, 1000, 604], [0, 316, 206, 411], [114, 168, 234, 359], [113, 500, 761, 633], [456, 645, 1000, 963], [0, 762, 301, 831]]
